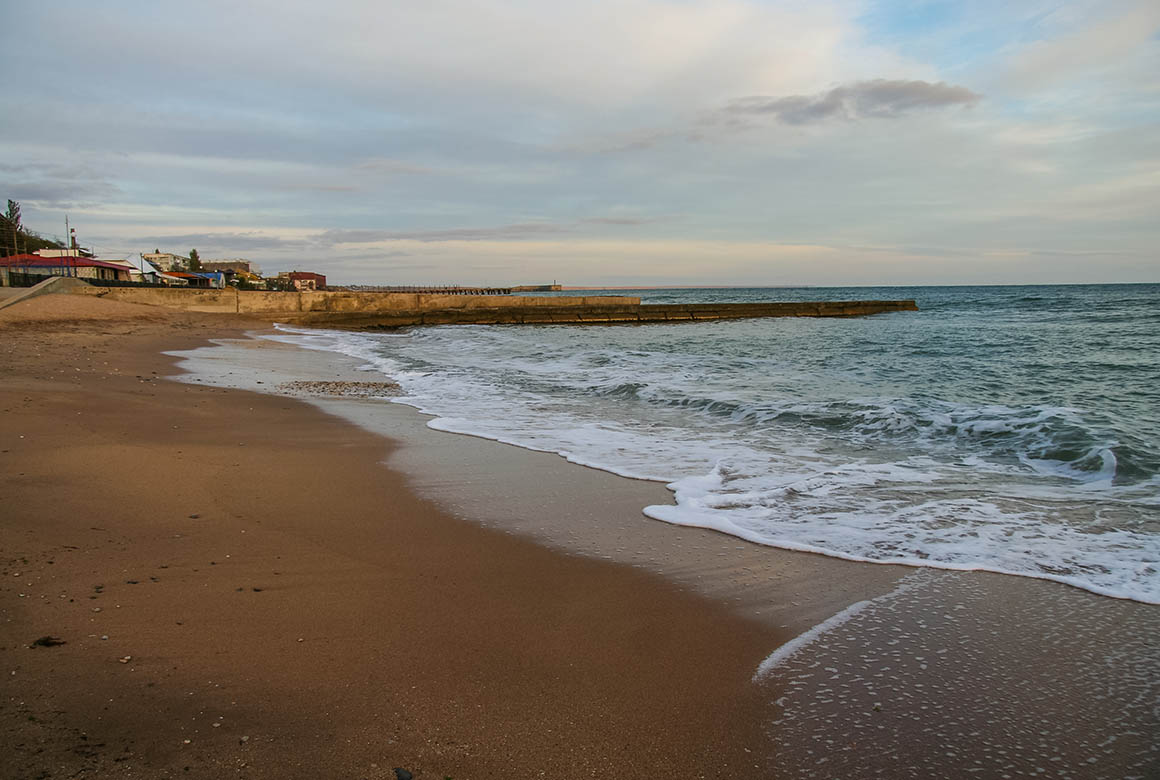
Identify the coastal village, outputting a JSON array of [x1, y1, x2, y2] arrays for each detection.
[[0, 203, 327, 292], [0, 203, 917, 328], [0, 248, 327, 292], [0, 203, 556, 296]]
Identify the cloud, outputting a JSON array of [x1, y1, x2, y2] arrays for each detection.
[[721, 80, 981, 125], [581, 216, 663, 226], [318, 223, 572, 244], [4, 180, 120, 209], [2, 160, 120, 208], [319, 216, 659, 244], [275, 183, 359, 193], [562, 129, 682, 155], [135, 231, 305, 251], [355, 158, 438, 176], [1, 2, 1156, 285], [1001, 2, 1160, 90]]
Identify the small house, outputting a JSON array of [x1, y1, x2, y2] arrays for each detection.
[[0, 254, 134, 283]]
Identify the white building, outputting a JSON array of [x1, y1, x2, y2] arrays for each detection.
[[142, 252, 187, 272], [103, 258, 161, 284]]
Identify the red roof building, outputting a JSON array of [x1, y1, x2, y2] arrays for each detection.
[[0, 254, 133, 282], [287, 271, 326, 291]]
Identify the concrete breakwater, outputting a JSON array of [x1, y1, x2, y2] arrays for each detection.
[[349, 299, 919, 327], [70, 282, 917, 326]]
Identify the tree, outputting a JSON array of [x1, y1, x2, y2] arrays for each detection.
[[6, 200, 21, 230], [4, 200, 20, 255], [189, 248, 201, 271], [0, 201, 66, 257]]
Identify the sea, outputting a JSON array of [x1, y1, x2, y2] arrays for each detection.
[[266, 284, 1160, 605]]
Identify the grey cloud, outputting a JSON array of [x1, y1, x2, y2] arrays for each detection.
[[4, 161, 120, 208], [366, 262, 439, 271], [355, 158, 438, 176], [844, 243, 1135, 259], [6, 180, 120, 209], [276, 183, 360, 193], [1025, 247, 1135, 257], [318, 216, 659, 245], [582, 217, 655, 226], [0, 161, 116, 180], [347, 250, 415, 260], [136, 232, 305, 251], [844, 243, 976, 258], [318, 223, 572, 244], [724, 80, 981, 125], [596, 130, 677, 154]]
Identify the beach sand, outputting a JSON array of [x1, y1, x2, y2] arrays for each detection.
[[0, 293, 782, 778], [3, 293, 1158, 779]]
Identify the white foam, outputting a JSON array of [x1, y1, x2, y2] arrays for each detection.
[[259, 322, 1160, 604], [753, 571, 930, 680]]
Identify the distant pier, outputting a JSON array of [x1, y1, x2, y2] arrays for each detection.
[[337, 283, 563, 295], [339, 285, 514, 295]]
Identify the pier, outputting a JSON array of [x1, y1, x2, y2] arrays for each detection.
[[55, 279, 918, 326], [338, 283, 563, 295], [339, 285, 515, 295], [344, 299, 919, 328]]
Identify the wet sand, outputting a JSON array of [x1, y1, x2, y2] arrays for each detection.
[[1, 294, 779, 778]]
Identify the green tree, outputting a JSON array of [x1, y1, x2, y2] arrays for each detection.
[[4, 200, 20, 255], [6, 200, 21, 230], [189, 248, 201, 271]]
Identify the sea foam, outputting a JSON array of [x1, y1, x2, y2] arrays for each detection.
[[266, 286, 1160, 603]]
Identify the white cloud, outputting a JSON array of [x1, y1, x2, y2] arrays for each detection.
[[1001, 1, 1160, 90], [1, 1, 1157, 284]]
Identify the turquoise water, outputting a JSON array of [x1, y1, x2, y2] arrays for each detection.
[[273, 284, 1160, 602]]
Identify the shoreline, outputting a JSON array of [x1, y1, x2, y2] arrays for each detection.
[[4, 293, 1158, 778], [173, 316, 1160, 778], [1, 294, 780, 778], [167, 331, 912, 635]]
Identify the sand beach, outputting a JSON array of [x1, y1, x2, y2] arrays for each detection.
[[1, 294, 782, 777], [2, 293, 1157, 779]]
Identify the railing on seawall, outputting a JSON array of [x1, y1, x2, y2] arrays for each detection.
[[340, 285, 514, 295]]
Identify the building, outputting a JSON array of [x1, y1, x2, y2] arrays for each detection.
[[97, 258, 162, 285], [0, 254, 133, 283], [142, 252, 188, 272], [161, 271, 224, 288], [35, 247, 95, 259], [193, 271, 226, 289], [201, 259, 257, 274], [286, 271, 326, 291], [156, 272, 190, 286]]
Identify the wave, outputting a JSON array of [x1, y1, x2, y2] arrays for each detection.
[[645, 462, 1160, 604], [265, 319, 1160, 605], [584, 386, 1157, 486]]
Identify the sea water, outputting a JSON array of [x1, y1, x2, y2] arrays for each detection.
[[267, 284, 1160, 604]]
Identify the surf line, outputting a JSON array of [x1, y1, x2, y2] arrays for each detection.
[[752, 569, 934, 682]]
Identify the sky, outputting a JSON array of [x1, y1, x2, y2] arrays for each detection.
[[2, 0, 1158, 286]]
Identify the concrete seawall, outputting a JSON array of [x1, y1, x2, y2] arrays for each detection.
[[73, 284, 917, 326], [331, 299, 919, 327]]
